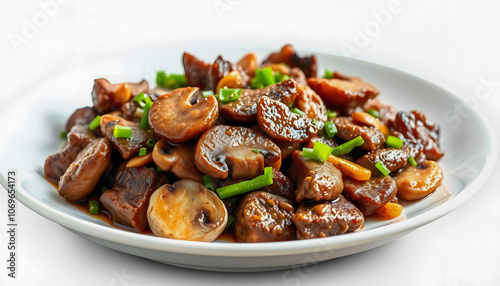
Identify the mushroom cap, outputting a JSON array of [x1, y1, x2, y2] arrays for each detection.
[[147, 179, 228, 242], [149, 87, 218, 143], [194, 125, 281, 180]]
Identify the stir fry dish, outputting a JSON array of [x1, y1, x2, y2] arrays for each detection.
[[44, 44, 444, 242]]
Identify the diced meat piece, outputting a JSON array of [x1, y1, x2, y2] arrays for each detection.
[[65, 106, 99, 132], [100, 163, 167, 231], [355, 147, 419, 176], [307, 71, 379, 109], [261, 171, 295, 201], [293, 195, 364, 239], [67, 123, 97, 147], [233, 191, 294, 242], [274, 139, 301, 160], [363, 97, 398, 127], [100, 114, 155, 160], [288, 150, 343, 202], [92, 78, 149, 114], [120, 98, 140, 121], [219, 79, 299, 124], [294, 83, 328, 124], [334, 117, 385, 150], [262, 44, 317, 77], [290, 67, 307, 85], [342, 176, 397, 215]]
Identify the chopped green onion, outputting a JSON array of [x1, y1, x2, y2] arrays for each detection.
[[251, 77, 264, 89], [156, 71, 187, 89], [156, 165, 164, 172], [216, 167, 273, 199], [302, 147, 321, 161], [291, 107, 306, 116], [327, 110, 338, 119], [101, 186, 109, 195], [203, 175, 214, 192], [386, 135, 403, 149], [89, 200, 99, 215], [324, 69, 334, 79], [225, 215, 235, 230], [408, 156, 417, 167], [88, 115, 101, 131], [367, 108, 381, 118], [324, 121, 338, 138], [134, 93, 152, 109], [302, 141, 333, 162], [288, 102, 295, 109], [113, 125, 132, 139], [60, 131, 68, 139], [375, 161, 391, 176], [256, 67, 275, 87], [280, 74, 291, 82], [138, 147, 147, 156], [313, 118, 318, 126], [252, 149, 260, 154], [145, 138, 156, 149], [139, 101, 152, 130], [331, 136, 364, 156], [202, 90, 214, 98], [218, 88, 242, 103]]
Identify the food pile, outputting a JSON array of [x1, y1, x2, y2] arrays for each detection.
[[44, 45, 444, 242]]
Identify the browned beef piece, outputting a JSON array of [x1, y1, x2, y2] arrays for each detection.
[[100, 114, 155, 160], [44, 124, 97, 184], [100, 163, 167, 231], [262, 44, 317, 78], [233, 191, 294, 242], [293, 195, 364, 239], [355, 147, 418, 176], [342, 176, 397, 215], [288, 150, 343, 202], [334, 117, 385, 151], [65, 106, 99, 132], [92, 78, 149, 114], [262, 171, 295, 201]]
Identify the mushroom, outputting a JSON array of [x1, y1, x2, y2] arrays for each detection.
[[152, 140, 203, 182], [307, 71, 379, 109], [262, 44, 317, 78], [148, 87, 218, 143], [218, 79, 299, 124], [147, 179, 228, 242], [257, 96, 319, 143], [58, 138, 112, 202], [92, 78, 149, 114], [334, 117, 385, 151], [236, 52, 258, 78], [394, 160, 443, 200], [293, 83, 328, 125], [215, 71, 244, 93], [194, 125, 281, 180]]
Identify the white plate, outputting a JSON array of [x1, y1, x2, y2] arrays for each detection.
[[0, 49, 497, 272]]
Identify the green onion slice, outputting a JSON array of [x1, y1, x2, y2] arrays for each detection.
[[113, 125, 132, 139], [145, 138, 156, 149], [202, 90, 214, 98], [89, 200, 99, 215], [216, 167, 273, 199], [324, 69, 334, 79], [324, 121, 338, 138], [256, 67, 275, 87], [327, 109, 338, 119], [203, 175, 214, 192], [252, 149, 260, 154], [88, 115, 101, 131], [302, 141, 333, 162], [367, 108, 381, 118], [225, 215, 235, 230], [291, 107, 306, 116], [139, 101, 152, 130], [138, 147, 147, 156], [218, 88, 242, 103], [386, 135, 403, 149], [134, 93, 152, 109], [101, 186, 109, 195], [375, 161, 391, 176], [156, 71, 187, 89], [408, 156, 417, 167], [60, 131, 68, 139], [331, 136, 364, 156]]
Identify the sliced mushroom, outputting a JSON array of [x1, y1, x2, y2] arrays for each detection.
[[58, 138, 112, 202], [92, 78, 149, 114], [257, 96, 319, 143], [236, 52, 258, 78], [307, 71, 379, 109], [218, 78, 299, 124], [147, 179, 227, 242], [233, 191, 295, 242], [100, 114, 155, 159], [334, 117, 385, 151], [194, 125, 281, 179], [293, 83, 328, 126], [288, 150, 344, 202], [394, 160, 443, 200], [152, 140, 203, 182], [148, 87, 218, 143], [262, 44, 317, 77], [215, 70, 244, 93]]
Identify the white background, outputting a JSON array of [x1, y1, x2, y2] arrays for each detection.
[[1, 0, 500, 285]]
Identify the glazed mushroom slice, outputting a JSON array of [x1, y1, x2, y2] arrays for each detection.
[[152, 140, 203, 182], [262, 44, 317, 77], [342, 176, 397, 216], [219, 78, 299, 124], [92, 78, 149, 114], [307, 71, 379, 109], [195, 125, 281, 180], [58, 138, 112, 202], [293, 83, 328, 124], [394, 160, 443, 200], [147, 179, 228, 242], [100, 114, 155, 159], [100, 163, 167, 231], [274, 139, 301, 160], [148, 87, 218, 143], [236, 52, 258, 78], [293, 195, 364, 240], [288, 150, 344, 202], [334, 117, 385, 151], [257, 96, 319, 143], [394, 110, 444, 161], [233, 191, 295, 242], [355, 147, 420, 176]]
